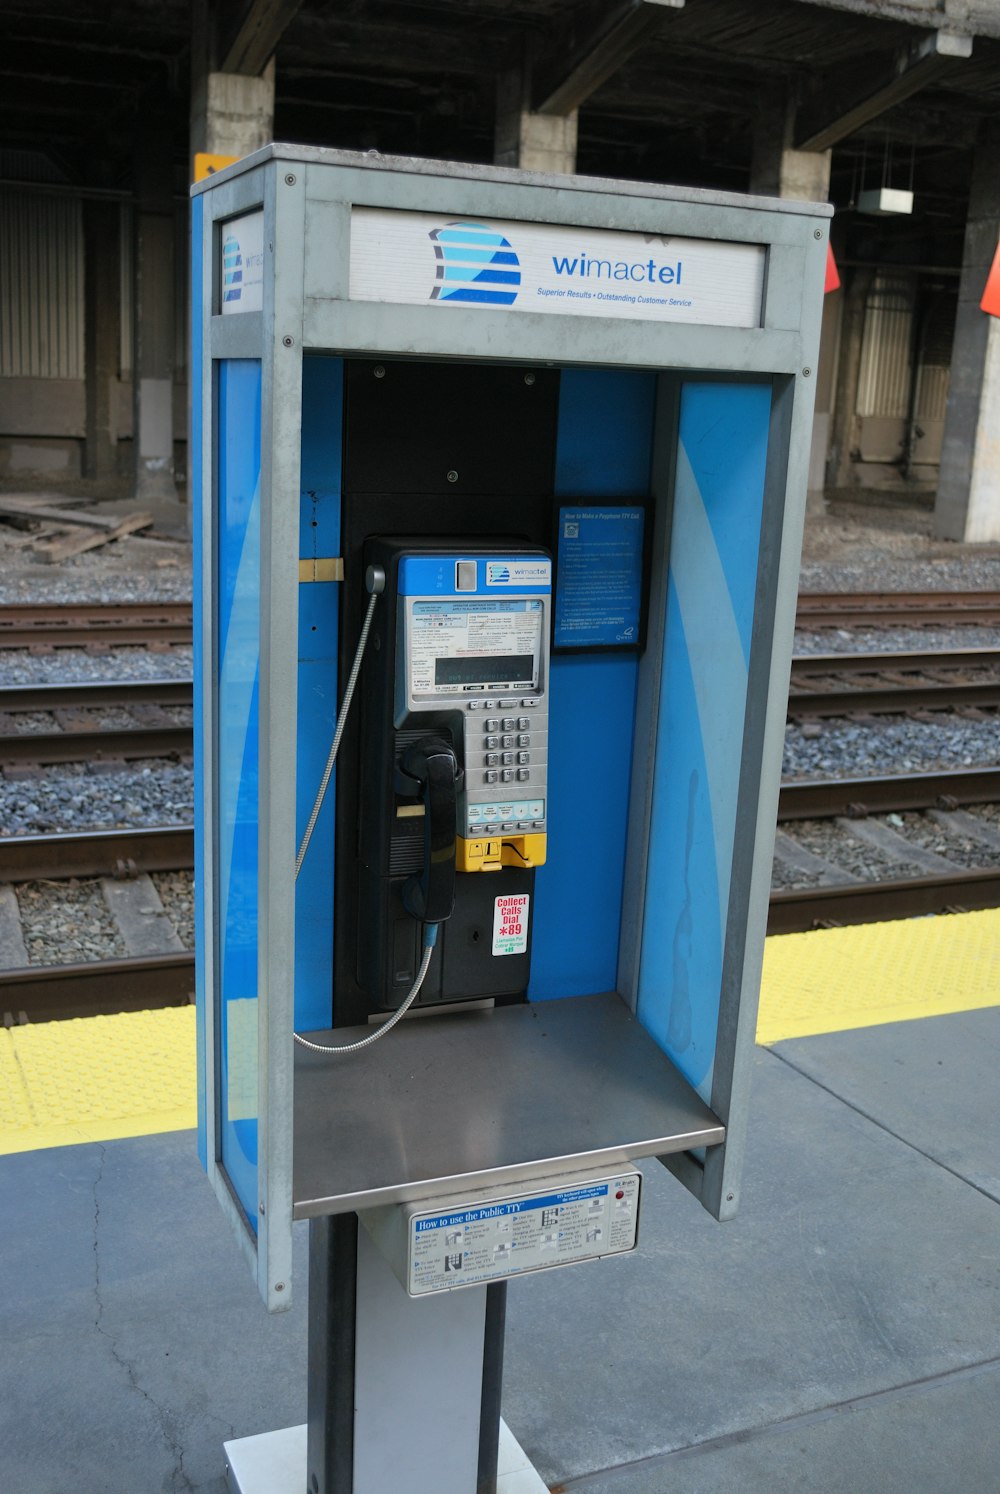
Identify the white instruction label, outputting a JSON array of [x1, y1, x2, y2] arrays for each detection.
[[493, 893, 529, 956], [406, 1172, 641, 1295]]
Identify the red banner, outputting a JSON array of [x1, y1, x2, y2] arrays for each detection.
[[824, 244, 841, 294], [981, 238, 1000, 318]]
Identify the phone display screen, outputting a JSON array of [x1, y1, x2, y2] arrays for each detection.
[[410, 599, 544, 697]]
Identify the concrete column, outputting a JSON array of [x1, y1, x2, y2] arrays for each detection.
[[83, 200, 121, 483], [935, 127, 1000, 542], [494, 65, 577, 175], [750, 100, 833, 512], [190, 62, 275, 159], [133, 129, 175, 502], [827, 266, 874, 492]]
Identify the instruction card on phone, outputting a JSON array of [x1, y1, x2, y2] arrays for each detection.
[[493, 894, 529, 955]]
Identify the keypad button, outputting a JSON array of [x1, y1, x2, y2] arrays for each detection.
[[521, 698, 537, 707], [517, 769, 530, 783], [501, 717, 516, 731], [501, 821, 516, 831], [517, 751, 530, 765], [468, 700, 482, 710], [517, 717, 530, 730], [501, 735, 514, 749], [498, 698, 516, 708], [485, 753, 498, 767], [501, 752, 514, 766], [517, 734, 530, 747], [517, 820, 532, 830], [485, 770, 498, 785], [484, 736, 499, 750], [501, 769, 513, 783], [533, 818, 544, 827], [485, 718, 500, 732]]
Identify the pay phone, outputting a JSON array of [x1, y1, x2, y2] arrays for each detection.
[[356, 540, 551, 1013]]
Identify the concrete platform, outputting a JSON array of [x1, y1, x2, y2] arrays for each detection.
[[1, 1007, 998, 1492]]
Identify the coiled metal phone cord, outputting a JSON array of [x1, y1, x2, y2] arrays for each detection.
[[292, 571, 437, 1056]]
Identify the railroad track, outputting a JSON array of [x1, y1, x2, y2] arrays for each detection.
[[796, 590, 1000, 629], [0, 645, 998, 769], [0, 591, 996, 654], [3, 761, 1000, 1017], [788, 648, 1000, 718], [0, 679, 192, 766], [0, 601, 191, 650], [2, 594, 999, 1018]]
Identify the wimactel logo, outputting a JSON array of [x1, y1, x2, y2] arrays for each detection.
[[429, 222, 521, 306], [222, 235, 243, 304]]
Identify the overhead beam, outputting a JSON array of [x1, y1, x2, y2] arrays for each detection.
[[533, 0, 685, 117], [220, 0, 304, 75], [793, 0, 994, 38], [795, 29, 972, 151]]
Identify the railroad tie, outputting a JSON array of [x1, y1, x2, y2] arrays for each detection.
[[0, 886, 28, 968], [928, 808, 1000, 853], [835, 817, 959, 875], [771, 830, 860, 884], [100, 875, 185, 959]]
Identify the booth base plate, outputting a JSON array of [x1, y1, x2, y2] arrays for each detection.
[[224, 1418, 547, 1493]]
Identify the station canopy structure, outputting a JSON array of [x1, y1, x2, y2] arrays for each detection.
[[3, 0, 1000, 539], [0, 0, 995, 270]]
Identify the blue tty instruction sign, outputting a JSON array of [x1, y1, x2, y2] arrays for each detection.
[[554, 505, 645, 649]]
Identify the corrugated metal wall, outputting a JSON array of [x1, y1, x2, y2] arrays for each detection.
[[856, 273, 914, 419], [0, 191, 84, 379]]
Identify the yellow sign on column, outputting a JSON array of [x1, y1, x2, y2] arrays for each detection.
[[193, 153, 240, 183]]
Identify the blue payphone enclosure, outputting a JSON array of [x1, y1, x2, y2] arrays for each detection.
[[191, 149, 828, 1306]]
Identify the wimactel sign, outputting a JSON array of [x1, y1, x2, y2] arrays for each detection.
[[349, 208, 766, 328]]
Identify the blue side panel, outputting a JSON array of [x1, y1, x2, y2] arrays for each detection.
[[217, 359, 263, 1227], [192, 197, 207, 1169], [295, 357, 343, 1031], [528, 368, 655, 1000], [637, 381, 771, 1101]]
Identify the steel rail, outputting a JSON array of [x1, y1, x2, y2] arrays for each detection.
[[0, 725, 190, 766], [0, 825, 194, 882], [0, 601, 192, 649], [0, 952, 194, 1023], [777, 767, 1000, 820], [796, 591, 1000, 628], [768, 868, 1000, 935], [0, 679, 192, 712]]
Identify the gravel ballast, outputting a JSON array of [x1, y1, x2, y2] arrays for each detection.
[[16, 879, 127, 965], [0, 762, 193, 836], [0, 646, 194, 686], [783, 717, 999, 780]]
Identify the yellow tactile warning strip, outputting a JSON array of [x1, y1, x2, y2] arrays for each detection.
[[0, 1006, 196, 1155], [757, 906, 1000, 1045], [2, 908, 999, 1156]]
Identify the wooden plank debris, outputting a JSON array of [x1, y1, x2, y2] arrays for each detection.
[[0, 496, 154, 563], [31, 511, 154, 564]]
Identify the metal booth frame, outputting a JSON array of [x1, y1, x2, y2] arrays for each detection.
[[192, 145, 830, 1311]]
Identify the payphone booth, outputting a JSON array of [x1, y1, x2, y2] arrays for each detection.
[[192, 146, 828, 1494]]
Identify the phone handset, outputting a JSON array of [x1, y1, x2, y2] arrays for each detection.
[[396, 736, 463, 925]]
